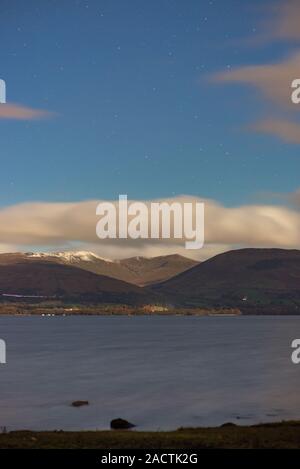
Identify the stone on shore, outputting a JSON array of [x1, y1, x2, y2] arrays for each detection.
[[110, 418, 135, 430]]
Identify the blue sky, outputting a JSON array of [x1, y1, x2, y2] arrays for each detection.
[[1, 0, 299, 208]]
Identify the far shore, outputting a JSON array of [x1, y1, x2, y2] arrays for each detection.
[[0, 301, 242, 316], [0, 300, 298, 316], [1, 421, 300, 448]]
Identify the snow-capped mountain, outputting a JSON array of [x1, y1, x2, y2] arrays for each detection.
[[0, 251, 198, 286], [25, 250, 113, 263]]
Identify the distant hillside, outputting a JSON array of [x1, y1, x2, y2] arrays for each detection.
[[2, 251, 198, 286], [152, 248, 300, 314], [1, 249, 299, 313], [0, 261, 154, 304], [118, 254, 198, 286]]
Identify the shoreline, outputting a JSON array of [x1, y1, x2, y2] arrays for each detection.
[[0, 311, 299, 316], [0, 302, 242, 317], [1, 421, 300, 448], [0, 301, 298, 316]]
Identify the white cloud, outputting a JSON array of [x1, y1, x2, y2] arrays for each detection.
[[265, 0, 300, 42], [0, 195, 299, 261], [253, 118, 300, 144], [0, 103, 52, 120], [213, 51, 300, 110], [211, 2, 300, 144]]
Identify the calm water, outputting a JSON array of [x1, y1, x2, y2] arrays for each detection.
[[0, 315, 299, 431]]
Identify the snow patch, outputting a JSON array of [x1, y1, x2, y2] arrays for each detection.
[[25, 251, 113, 263]]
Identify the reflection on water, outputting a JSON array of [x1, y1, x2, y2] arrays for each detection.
[[0, 315, 299, 430]]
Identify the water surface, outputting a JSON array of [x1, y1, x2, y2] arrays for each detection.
[[0, 315, 299, 430]]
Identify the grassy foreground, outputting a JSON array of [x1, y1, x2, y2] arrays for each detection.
[[1, 421, 300, 449]]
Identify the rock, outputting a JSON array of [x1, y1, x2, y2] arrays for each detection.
[[110, 418, 135, 430], [71, 400, 89, 407], [220, 422, 237, 428]]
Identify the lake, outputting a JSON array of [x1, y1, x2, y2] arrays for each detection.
[[0, 315, 299, 431]]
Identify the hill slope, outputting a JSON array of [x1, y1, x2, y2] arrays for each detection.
[[2, 251, 197, 286], [118, 254, 198, 286], [152, 248, 300, 313], [0, 260, 154, 304]]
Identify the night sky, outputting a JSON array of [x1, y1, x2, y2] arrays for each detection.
[[0, 0, 299, 258]]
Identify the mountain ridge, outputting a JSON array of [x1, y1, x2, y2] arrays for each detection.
[[152, 248, 300, 313], [0, 260, 155, 304], [0, 251, 198, 286]]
